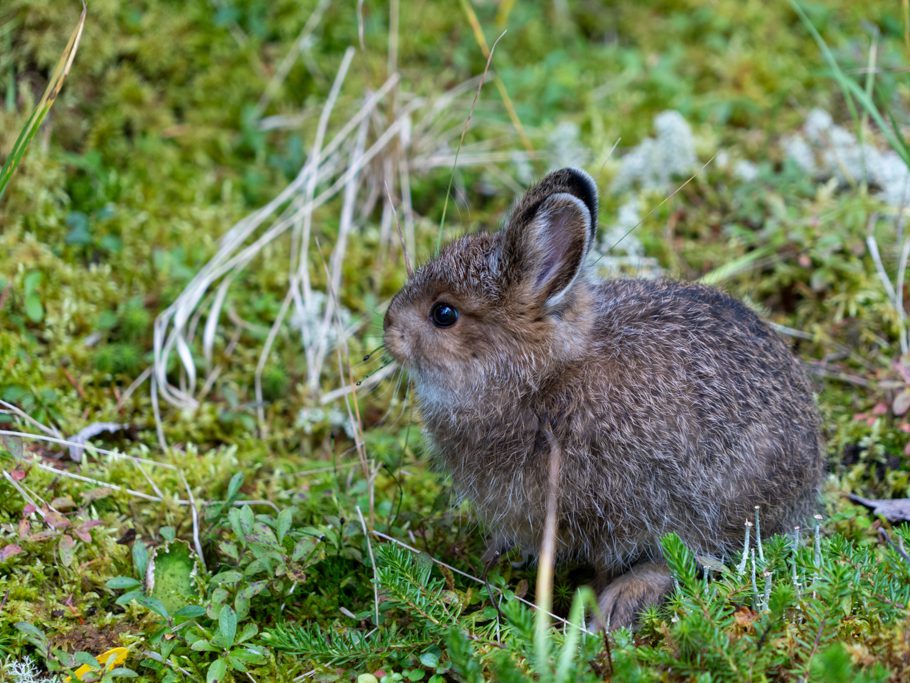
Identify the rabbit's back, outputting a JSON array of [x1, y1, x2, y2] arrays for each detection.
[[558, 278, 824, 563]]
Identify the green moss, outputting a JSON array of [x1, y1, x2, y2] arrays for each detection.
[[92, 343, 143, 376], [2, 0, 909, 679]]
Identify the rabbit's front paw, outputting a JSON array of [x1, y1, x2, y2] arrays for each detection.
[[596, 562, 674, 630]]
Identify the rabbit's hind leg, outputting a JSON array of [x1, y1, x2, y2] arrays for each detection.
[[595, 561, 673, 631]]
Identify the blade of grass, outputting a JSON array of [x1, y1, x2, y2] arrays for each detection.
[[460, 0, 533, 153], [698, 245, 775, 287], [793, 0, 910, 168], [555, 587, 596, 683], [0, 1, 86, 200], [904, 0, 909, 51], [436, 29, 505, 254]]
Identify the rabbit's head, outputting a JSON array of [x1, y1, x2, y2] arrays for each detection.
[[384, 168, 600, 410]]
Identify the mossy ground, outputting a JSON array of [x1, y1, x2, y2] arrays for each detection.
[[1, 1, 910, 681]]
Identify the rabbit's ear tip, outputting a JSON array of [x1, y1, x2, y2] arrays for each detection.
[[551, 167, 599, 236]]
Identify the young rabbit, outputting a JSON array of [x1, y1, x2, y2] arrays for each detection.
[[383, 168, 824, 629]]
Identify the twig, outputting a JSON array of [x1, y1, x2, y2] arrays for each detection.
[[253, 0, 330, 117], [34, 462, 164, 503], [458, 0, 533, 153], [866, 231, 898, 301], [142, 650, 193, 678], [385, 182, 413, 277], [179, 470, 207, 571], [0, 400, 62, 438], [3, 470, 46, 518], [117, 366, 152, 411], [150, 375, 168, 451], [295, 48, 356, 389], [600, 154, 718, 259], [356, 505, 381, 626], [311, 114, 370, 391], [0, 430, 175, 469], [255, 285, 295, 436]]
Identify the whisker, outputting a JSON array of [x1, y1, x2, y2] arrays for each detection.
[[356, 358, 395, 386], [374, 366, 410, 426], [362, 345, 386, 362]]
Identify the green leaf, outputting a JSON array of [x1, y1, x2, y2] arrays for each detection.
[[74, 651, 101, 669], [135, 595, 170, 620], [446, 629, 483, 683], [661, 533, 698, 593], [23, 270, 42, 295], [276, 507, 293, 543], [106, 576, 142, 590], [174, 605, 206, 619], [226, 472, 244, 500], [228, 506, 255, 540], [14, 622, 48, 650], [115, 590, 143, 607], [792, 0, 910, 167], [419, 649, 440, 669], [218, 605, 238, 648], [108, 668, 138, 678], [147, 540, 200, 614], [132, 540, 149, 577], [218, 541, 239, 562], [24, 294, 44, 323], [206, 657, 228, 683], [211, 570, 243, 585], [230, 647, 265, 664], [191, 639, 217, 652], [227, 652, 249, 673], [236, 622, 258, 644]]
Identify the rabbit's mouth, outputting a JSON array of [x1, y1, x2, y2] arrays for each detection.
[[381, 325, 411, 368]]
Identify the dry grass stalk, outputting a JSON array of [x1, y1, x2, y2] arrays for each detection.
[[535, 428, 562, 667]]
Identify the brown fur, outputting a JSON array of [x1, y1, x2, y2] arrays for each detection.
[[383, 168, 824, 629]]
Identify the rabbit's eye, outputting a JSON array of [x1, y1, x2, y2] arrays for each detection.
[[430, 302, 459, 328]]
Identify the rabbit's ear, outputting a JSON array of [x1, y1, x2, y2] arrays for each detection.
[[504, 191, 592, 305]]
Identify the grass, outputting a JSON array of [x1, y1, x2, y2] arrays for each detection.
[[0, 2, 85, 200], [1, 0, 910, 680]]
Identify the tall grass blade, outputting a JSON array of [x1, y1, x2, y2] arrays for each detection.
[[698, 245, 774, 286], [0, 2, 86, 201], [792, 0, 910, 168], [555, 587, 595, 683]]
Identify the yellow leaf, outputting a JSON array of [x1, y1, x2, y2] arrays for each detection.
[[64, 647, 129, 682]]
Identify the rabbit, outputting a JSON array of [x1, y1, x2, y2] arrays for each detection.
[[382, 167, 824, 629]]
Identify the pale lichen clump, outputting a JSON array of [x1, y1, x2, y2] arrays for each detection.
[[3, 656, 59, 683], [784, 108, 910, 208], [612, 111, 699, 193]]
